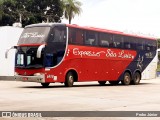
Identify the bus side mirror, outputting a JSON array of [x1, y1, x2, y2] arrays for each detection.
[[37, 44, 45, 58], [5, 46, 17, 59]]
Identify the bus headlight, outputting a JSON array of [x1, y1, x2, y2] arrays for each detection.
[[34, 73, 44, 76], [14, 72, 19, 75]]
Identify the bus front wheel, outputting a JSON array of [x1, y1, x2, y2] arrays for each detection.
[[41, 83, 50, 87], [121, 72, 131, 85], [65, 72, 74, 87]]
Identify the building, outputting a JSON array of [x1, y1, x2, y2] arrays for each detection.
[[0, 26, 23, 79]]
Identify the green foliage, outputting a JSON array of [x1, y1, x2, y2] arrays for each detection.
[[63, 0, 82, 24], [0, 0, 3, 20], [0, 0, 82, 26], [157, 64, 160, 72], [0, 0, 63, 27], [27, 0, 63, 23], [0, 0, 17, 26]]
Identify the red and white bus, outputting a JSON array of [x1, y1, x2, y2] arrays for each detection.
[[9, 23, 157, 87]]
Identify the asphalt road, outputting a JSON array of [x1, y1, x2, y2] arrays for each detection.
[[0, 78, 160, 120]]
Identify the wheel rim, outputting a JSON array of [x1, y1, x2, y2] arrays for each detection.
[[69, 75, 73, 84], [135, 74, 140, 83], [124, 74, 130, 84]]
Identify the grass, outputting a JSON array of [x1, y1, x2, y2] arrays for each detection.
[[157, 64, 160, 72]]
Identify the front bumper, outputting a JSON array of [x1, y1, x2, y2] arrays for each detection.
[[14, 75, 45, 83]]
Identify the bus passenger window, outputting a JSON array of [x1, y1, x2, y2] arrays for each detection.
[[124, 43, 131, 49], [99, 33, 113, 47], [101, 40, 109, 47], [152, 41, 157, 51], [146, 45, 151, 51], [76, 29, 83, 45], [68, 28, 83, 45], [137, 39, 144, 50], [137, 44, 143, 50], [130, 37, 137, 50], [85, 31, 97, 46], [68, 28, 76, 44], [49, 26, 66, 43], [145, 40, 154, 51], [113, 35, 123, 48], [124, 37, 131, 49]]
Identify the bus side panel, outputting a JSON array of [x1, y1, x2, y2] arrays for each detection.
[[118, 50, 157, 80], [45, 45, 143, 83], [62, 45, 137, 82]]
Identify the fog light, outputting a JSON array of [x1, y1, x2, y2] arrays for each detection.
[[14, 72, 19, 75]]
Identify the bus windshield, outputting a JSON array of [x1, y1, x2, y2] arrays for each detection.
[[15, 46, 44, 69], [18, 27, 50, 45]]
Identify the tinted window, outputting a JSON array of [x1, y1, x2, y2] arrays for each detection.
[[124, 37, 131, 49], [145, 40, 157, 51], [137, 38, 145, 50], [68, 28, 83, 45], [68, 28, 76, 44], [49, 26, 66, 43], [46, 26, 67, 67], [18, 27, 50, 45], [99, 33, 113, 47], [145, 40, 152, 51], [84, 31, 98, 46], [113, 35, 123, 48], [152, 40, 157, 51], [130, 37, 137, 49]]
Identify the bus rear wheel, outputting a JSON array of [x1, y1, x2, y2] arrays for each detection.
[[65, 72, 74, 87], [121, 72, 131, 85], [109, 81, 120, 85], [98, 81, 106, 86], [41, 83, 50, 87], [131, 72, 141, 85]]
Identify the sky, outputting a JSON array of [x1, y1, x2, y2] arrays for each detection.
[[62, 0, 160, 38]]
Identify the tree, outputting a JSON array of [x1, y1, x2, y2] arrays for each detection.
[[0, 0, 30, 26], [0, 0, 3, 21], [28, 0, 63, 23], [63, 0, 82, 24], [0, 0, 63, 27]]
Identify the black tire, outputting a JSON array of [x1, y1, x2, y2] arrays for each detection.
[[98, 81, 106, 86], [41, 83, 50, 87], [121, 72, 131, 85], [109, 81, 120, 85], [131, 72, 141, 85], [65, 72, 74, 87]]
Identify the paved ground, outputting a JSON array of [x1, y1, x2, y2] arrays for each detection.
[[0, 78, 160, 120]]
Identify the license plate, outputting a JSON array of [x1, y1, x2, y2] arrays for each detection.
[[23, 77, 28, 81]]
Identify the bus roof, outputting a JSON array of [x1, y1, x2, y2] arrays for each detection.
[[67, 24, 157, 40], [25, 23, 156, 40], [25, 23, 65, 28]]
